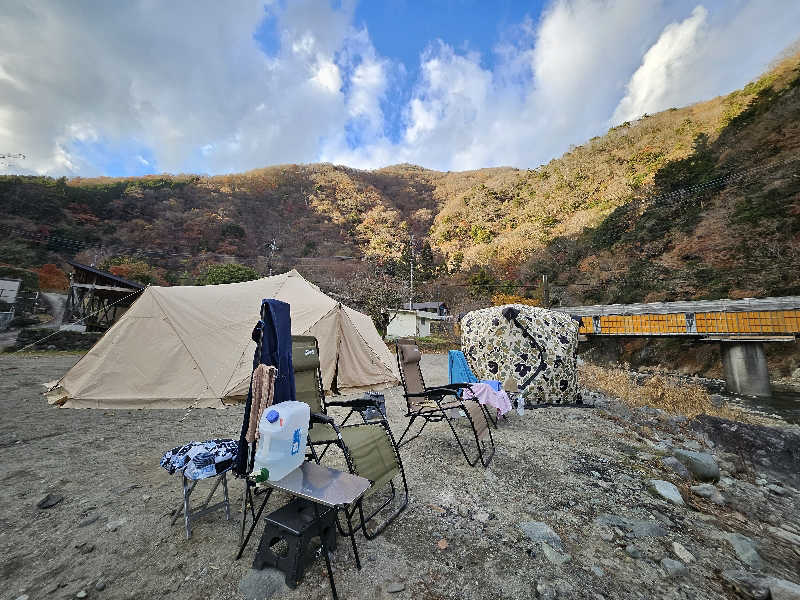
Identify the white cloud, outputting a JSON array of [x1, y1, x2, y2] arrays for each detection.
[[1, 0, 798, 176], [613, 6, 709, 123]]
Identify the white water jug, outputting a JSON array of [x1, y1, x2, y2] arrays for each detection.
[[253, 401, 310, 481]]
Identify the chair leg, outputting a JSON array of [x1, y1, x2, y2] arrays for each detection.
[[482, 404, 498, 429], [441, 408, 480, 467], [398, 415, 428, 448], [344, 504, 361, 570], [239, 481, 249, 549], [222, 472, 230, 521], [182, 475, 193, 539]]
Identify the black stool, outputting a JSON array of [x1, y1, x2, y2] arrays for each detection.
[[253, 498, 338, 588]]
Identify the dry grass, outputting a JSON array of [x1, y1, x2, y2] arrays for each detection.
[[580, 362, 746, 420]]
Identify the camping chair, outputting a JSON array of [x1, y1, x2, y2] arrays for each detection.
[[447, 349, 504, 428], [292, 335, 409, 546], [395, 342, 495, 467]]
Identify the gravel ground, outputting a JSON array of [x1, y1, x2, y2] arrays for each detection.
[[1, 352, 799, 600]]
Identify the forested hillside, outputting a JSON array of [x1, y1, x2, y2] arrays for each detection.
[[1, 51, 798, 312]]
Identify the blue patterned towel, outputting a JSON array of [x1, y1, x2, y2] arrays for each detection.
[[160, 439, 239, 481]]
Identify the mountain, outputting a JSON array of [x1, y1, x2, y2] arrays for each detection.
[[1, 51, 799, 310]]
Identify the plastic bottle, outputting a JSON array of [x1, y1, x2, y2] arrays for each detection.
[[253, 401, 310, 481], [517, 393, 525, 416]]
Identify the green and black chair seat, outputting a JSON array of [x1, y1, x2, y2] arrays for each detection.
[[292, 335, 409, 543]]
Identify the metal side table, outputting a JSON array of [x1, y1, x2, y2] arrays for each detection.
[[236, 461, 370, 600]]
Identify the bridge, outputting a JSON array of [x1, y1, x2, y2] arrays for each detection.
[[559, 297, 800, 398]]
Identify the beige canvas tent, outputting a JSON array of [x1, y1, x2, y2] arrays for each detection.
[[50, 270, 399, 408]]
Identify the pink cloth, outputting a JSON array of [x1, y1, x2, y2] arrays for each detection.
[[462, 383, 513, 416]]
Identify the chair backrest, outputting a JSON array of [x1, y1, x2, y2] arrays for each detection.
[[396, 343, 427, 410], [342, 423, 400, 498], [292, 335, 325, 415]]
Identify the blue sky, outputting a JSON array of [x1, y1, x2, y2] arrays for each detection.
[[1, 0, 798, 177]]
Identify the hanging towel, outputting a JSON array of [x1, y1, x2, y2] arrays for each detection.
[[448, 350, 479, 384], [462, 383, 513, 416], [246, 364, 277, 443]]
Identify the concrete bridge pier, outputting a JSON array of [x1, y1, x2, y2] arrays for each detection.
[[720, 341, 771, 397]]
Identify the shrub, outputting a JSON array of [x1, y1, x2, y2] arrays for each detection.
[[197, 263, 260, 285]]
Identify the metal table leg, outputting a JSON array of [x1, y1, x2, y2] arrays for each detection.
[[313, 501, 338, 600]]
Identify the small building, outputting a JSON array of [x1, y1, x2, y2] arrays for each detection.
[[63, 261, 145, 331], [404, 301, 448, 316], [0, 278, 21, 306], [0, 278, 20, 330], [386, 309, 435, 339]]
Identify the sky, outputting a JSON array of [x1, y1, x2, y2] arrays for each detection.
[[0, 0, 798, 177]]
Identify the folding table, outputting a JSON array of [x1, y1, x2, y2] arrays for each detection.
[[237, 461, 370, 600]]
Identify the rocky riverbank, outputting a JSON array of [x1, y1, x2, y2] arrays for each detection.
[[1, 353, 799, 600]]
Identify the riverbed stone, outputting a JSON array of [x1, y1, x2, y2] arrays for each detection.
[[672, 541, 695, 563], [36, 494, 63, 509], [662, 456, 691, 480], [673, 449, 720, 482], [720, 570, 769, 599], [691, 483, 726, 505], [594, 514, 666, 538], [725, 533, 763, 569], [767, 577, 800, 600], [660, 558, 687, 578], [649, 479, 684, 505], [520, 521, 563, 550], [625, 544, 642, 559], [768, 526, 800, 547], [542, 543, 571, 565]]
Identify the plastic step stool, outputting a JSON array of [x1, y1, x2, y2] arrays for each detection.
[[252, 498, 338, 588]]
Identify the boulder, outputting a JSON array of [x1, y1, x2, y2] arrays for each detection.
[[660, 558, 688, 578], [673, 449, 720, 482], [690, 483, 726, 505], [649, 479, 685, 505], [662, 456, 691, 480], [767, 577, 800, 600], [725, 533, 762, 569]]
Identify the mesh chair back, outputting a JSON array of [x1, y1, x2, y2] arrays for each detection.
[[396, 343, 426, 410], [292, 336, 324, 415], [465, 401, 490, 440], [341, 424, 400, 500]]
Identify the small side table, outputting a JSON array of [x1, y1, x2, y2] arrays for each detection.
[[239, 462, 371, 600]]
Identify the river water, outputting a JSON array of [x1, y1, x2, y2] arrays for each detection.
[[726, 390, 800, 425]]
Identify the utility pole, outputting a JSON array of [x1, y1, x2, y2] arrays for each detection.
[[542, 274, 550, 308], [408, 234, 414, 310], [265, 238, 278, 276]]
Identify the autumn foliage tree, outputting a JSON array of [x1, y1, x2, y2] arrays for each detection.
[[37, 264, 69, 291], [99, 256, 169, 286]]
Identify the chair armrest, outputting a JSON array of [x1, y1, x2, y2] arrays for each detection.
[[406, 387, 457, 398], [441, 382, 472, 390], [326, 398, 377, 409], [310, 412, 334, 425]]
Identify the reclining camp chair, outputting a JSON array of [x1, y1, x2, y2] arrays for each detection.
[[448, 349, 504, 428], [396, 342, 495, 467], [293, 335, 409, 546]]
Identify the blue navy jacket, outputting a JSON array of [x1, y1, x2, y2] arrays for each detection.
[[257, 298, 295, 404]]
